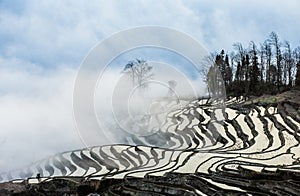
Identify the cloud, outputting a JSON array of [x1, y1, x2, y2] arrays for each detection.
[[1, 0, 299, 63], [185, 0, 300, 51], [0, 55, 207, 172], [0, 0, 209, 67], [0, 57, 83, 171]]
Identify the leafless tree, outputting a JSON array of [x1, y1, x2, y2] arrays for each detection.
[[124, 59, 153, 90], [269, 32, 282, 91]]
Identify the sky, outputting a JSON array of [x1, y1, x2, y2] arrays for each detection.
[[0, 0, 300, 172]]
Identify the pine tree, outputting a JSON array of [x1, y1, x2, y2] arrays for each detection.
[[249, 43, 260, 94], [295, 61, 300, 87], [224, 55, 233, 86], [235, 62, 241, 82], [250, 57, 260, 94]]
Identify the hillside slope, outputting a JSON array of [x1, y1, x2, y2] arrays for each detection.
[[1, 90, 300, 195]]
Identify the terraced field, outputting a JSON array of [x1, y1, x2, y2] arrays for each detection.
[[1, 95, 300, 195]]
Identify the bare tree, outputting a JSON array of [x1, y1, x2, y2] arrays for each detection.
[[283, 41, 294, 86], [269, 32, 282, 91], [201, 52, 218, 78], [233, 42, 246, 82], [233, 42, 245, 64], [263, 40, 272, 84], [294, 47, 300, 87], [259, 43, 265, 83], [124, 59, 153, 89]]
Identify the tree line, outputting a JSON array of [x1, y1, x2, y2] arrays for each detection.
[[212, 32, 300, 99]]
